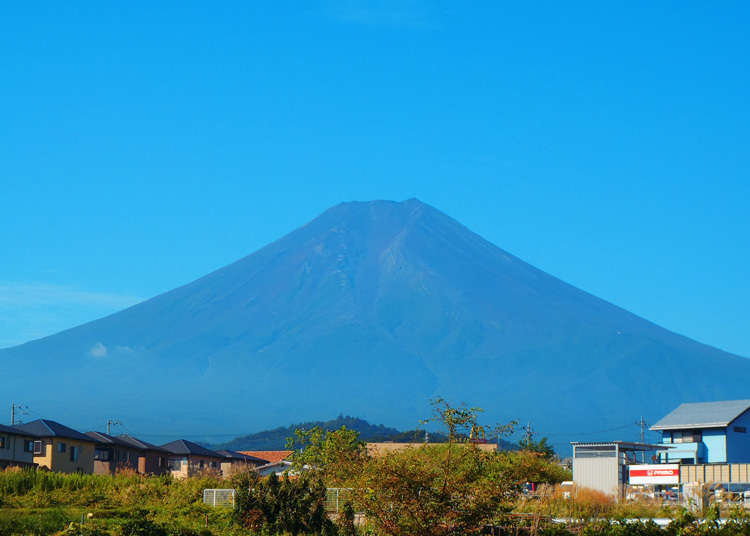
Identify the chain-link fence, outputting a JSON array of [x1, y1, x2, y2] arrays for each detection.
[[325, 488, 354, 513], [203, 487, 352, 512], [202, 488, 236, 507]]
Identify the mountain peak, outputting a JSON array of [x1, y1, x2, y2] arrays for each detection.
[[2, 200, 748, 451]]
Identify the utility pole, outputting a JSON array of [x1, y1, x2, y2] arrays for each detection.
[[523, 422, 534, 446], [10, 402, 28, 425], [636, 416, 647, 444], [106, 419, 121, 435]]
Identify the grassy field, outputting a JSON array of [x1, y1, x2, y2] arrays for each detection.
[[0, 468, 238, 536]]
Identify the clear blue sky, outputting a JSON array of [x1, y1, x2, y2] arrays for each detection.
[[2, 1, 748, 358]]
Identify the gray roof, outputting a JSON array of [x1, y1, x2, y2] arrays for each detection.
[[116, 435, 170, 453], [651, 400, 750, 431], [570, 441, 671, 452], [160, 439, 222, 458], [86, 431, 138, 448], [215, 450, 268, 464], [13, 419, 93, 442], [0, 423, 34, 437]]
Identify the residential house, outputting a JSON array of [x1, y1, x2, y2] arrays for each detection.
[[161, 439, 224, 478], [256, 460, 295, 477], [13, 419, 96, 474], [85, 432, 142, 475], [116, 435, 170, 475], [0, 424, 36, 469], [215, 450, 267, 476], [652, 399, 750, 464]]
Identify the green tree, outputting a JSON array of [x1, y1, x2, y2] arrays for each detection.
[[349, 398, 521, 536], [286, 425, 364, 485], [519, 435, 556, 460]]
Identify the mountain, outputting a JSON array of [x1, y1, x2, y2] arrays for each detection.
[[210, 415, 516, 451], [3, 198, 749, 453], [213, 416, 401, 451]]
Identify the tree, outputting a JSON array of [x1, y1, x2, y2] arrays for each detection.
[[348, 398, 521, 536], [286, 425, 364, 486], [519, 435, 556, 460]]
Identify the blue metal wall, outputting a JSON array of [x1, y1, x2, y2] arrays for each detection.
[[726, 409, 750, 462], [702, 429, 727, 463]]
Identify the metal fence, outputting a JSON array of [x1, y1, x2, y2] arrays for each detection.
[[325, 488, 354, 513], [203, 488, 236, 508], [203, 487, 352, 512]]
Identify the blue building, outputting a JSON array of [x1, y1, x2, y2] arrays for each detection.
[[652, 400, 750, 464]]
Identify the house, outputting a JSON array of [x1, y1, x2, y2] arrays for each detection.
[[256, 460, 295, 477], [237, 450, 293, 464], [0, 424, 36, 469], [13, 419, 96, 474], [85, 432, 143, 475], [652, 399, 750, 464], [215, 450, 268, 476], [116, 435, 170, 475], [161, 439, 224, 478]]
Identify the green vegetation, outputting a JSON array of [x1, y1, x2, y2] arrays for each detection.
[[8, 399, 750, 535]]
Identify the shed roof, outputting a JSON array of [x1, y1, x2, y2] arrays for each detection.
[[13, 419, 92, 442], [160, 439, 222, 458], [651, 400, 750, 431]]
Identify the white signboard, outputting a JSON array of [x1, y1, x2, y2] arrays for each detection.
[[628, 464, 679, 485]]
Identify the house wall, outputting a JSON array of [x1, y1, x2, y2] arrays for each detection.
[[0, 434, 35, 467], [703, 429, 727, 463], [168, 455, 222, 479], [139, 451, 168, 475], [726, 410, 750, 462], [220, 460, 260, 477], [34, 438, 95, 474]]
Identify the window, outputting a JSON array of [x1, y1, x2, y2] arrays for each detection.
[[574, 445, 616, 458], [199, 460, 205, 469], [70, 446, 79, 462], [58, 442, 67, 453], [0, 436, 6, 449], [672, 430, 702, 443], [95, 448, 110, 461], [735, 426, 747, 433], [168, 458, 185, 470], [33, 440, 43, 455], [24, 440, 34, 453]]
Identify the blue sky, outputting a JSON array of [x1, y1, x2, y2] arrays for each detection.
[[2, 1, 749, 358]]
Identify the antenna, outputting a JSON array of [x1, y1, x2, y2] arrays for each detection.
[[636, 416, 648, 444], [106, 419, 122, 435], [11, 402, 29, 425], [523, 422, 534, 445]]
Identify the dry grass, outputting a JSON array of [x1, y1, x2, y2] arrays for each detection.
[[515, 484, 671, 520]]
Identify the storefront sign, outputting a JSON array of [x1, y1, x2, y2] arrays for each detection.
[[628, 464, 679, 485]]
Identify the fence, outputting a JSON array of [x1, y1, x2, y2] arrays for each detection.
[[325, 488, 354, 513], [202, 488, 236, 508], [203, 487, 351, 511]]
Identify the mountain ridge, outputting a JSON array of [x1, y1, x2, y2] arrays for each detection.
[[2, 198, 747, 453]]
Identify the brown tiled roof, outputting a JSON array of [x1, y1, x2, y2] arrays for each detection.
[[238, 450, 293, 464]]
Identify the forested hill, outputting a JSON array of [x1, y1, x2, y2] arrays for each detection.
[[213, 416, 400, 450], [211, 415, 517, 451]]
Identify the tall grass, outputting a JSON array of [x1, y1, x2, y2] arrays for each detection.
[[0, 467, 222, 510]]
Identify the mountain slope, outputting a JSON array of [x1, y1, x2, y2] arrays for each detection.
[[3, 199, 748, 452]]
